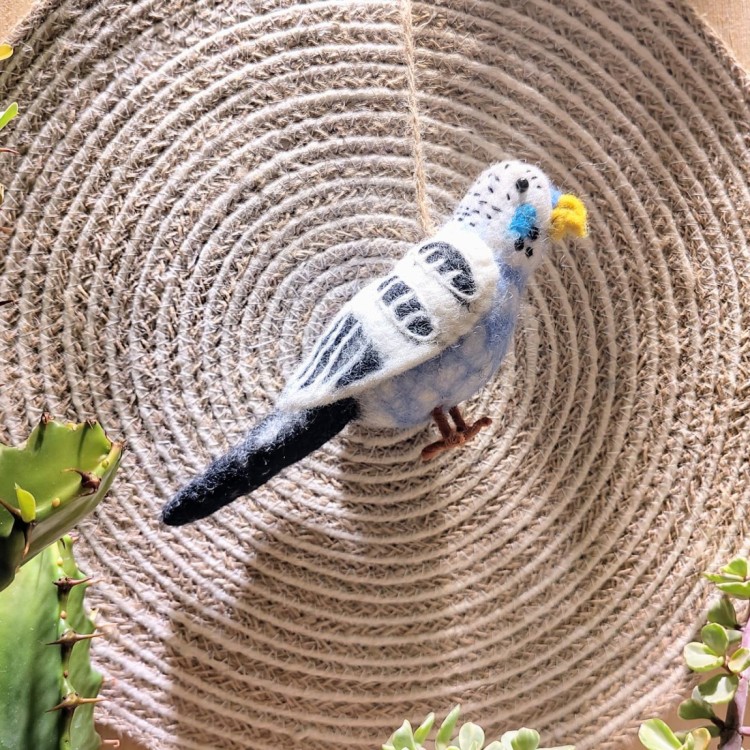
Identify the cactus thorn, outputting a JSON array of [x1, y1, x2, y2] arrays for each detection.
[[47, 629, 102, 646], [47, 693, 106, 712], [85, 418, 98, 428], [0, 494, 22, 519], [53, 575, 92, 592], [64, 468, 101, 492], [21, 524, 34, 559], [103, 741, 121, 748], [40, 412, 53, 425]]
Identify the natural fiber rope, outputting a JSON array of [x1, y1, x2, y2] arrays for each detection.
[[1, 1, 749, 749], [400, 0, 434, 237]]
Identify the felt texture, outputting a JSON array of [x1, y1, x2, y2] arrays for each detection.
[[281, 160, 557, 419], [3, 1, 750, 748], [169, 161, 573, 522], [161, 398, 360, 525]]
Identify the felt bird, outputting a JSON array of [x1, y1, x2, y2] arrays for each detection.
[[161, 161, 587, 526]]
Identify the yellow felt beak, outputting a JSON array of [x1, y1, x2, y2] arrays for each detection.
[[550, 194, 588, 241]]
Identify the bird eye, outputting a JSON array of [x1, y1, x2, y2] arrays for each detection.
[[516, 178, 529, 193]]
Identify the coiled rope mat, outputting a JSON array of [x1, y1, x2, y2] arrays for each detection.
[[1, 0, 750, 747]]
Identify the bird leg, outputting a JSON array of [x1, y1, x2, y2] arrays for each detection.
[[421, 405, 492, 461]]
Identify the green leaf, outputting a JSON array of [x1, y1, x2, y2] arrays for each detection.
[[436, 707, 461, 750], [703, 725, 721, 738], [414, 713, 435, 745], [678, 697, 716, 721], [14, 485, 36, 523], [458, 723, 484, 750], [511, 729, 541, 750], [688, 728, 711, 750], [708, 596, 738, 628], [697, 674, 739, 704], [728, 647, 750, 674], [683, 643, 723, 672], [717, 581, 750, 599], [638, 720, 683, 750], [383, 745, 396, 750], [701, 623, 729, 656], [722, 558, 748, 579], [0, 45, 12, 61], [0, 102, 18, 133], [392, 721, 417, 750]]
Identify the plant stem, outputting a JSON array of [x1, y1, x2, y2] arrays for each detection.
[[720, 606, 750, 750]]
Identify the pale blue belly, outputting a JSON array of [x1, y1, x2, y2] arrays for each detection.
[[357, 292, 521, 429]]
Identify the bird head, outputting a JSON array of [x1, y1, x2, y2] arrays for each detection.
[[449, 160, 587, 277]]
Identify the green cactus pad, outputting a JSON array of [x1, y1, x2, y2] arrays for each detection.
[[0, 417, 122, 591], [0, 536, 103, 750]]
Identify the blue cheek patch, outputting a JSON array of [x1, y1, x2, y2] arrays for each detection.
[[509, 203, 537, 237]]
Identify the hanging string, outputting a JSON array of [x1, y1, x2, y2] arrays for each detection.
[[400, 0, 435, 237]]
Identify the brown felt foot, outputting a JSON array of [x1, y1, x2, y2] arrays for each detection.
[[421, 406, 492, 461]]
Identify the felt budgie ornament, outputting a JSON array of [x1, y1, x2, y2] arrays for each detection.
[[162, 161, 587, 526]]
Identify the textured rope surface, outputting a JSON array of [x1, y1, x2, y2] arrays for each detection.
[[1, 1, 750, 748]]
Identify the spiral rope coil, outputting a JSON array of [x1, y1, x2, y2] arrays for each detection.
[[1, 1, 749, 748]]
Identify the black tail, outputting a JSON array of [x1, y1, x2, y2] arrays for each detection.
[[161, 398, 359, 526]]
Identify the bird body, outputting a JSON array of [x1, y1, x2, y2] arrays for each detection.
[[161, 161, 587, 526]]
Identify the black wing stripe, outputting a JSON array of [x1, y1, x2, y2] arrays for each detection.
[[407, 316, 434, 338], [381, 280, 411, 304], [418, 241, 477, 300], [394, 297, 422, 320], [297, 316, 344, 382], [335, 344, 383, 388], [322, 326, 366, 384], [299, 314, 358, 388]]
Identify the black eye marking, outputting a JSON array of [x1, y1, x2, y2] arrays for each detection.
[[504, 164, 510, 169], [491, 205, 502, 212], [536, 185, 542, 189], [472, 209, 480, 214], [514, 237, 524, 252], [516, 178, 529, 193], [473, 192, 480, 197], [488, 185, 494, 193], [469, 221, 476, 226], [506, 193, 511, 200], [530, 176, 538, 182], [479, 200, 487, 205], [486, 214, 492, 219], [528, 226, 540, 240]]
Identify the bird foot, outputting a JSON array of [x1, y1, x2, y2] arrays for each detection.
[[421, 406, 492, 461]]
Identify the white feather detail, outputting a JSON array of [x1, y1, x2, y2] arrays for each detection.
[[278, 224, 498, 412]]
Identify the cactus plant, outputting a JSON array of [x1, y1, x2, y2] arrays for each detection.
[[0, 535, 104, 750], [0, 415, 122, 591]]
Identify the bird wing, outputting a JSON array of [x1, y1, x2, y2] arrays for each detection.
[[279, 225, 500, 411]]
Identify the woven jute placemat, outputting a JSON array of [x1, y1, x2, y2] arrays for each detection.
[[1, 0, 749, 748]]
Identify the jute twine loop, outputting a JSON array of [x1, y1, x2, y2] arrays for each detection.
[[1, 1, 749, 748]]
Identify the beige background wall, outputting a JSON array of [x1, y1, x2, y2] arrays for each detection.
[[0, 0, 748, 749]]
